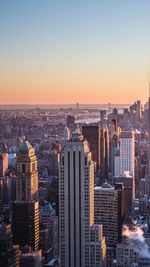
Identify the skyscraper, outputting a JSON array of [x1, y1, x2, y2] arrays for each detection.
[[119, 131, 135, 177], [0, 153, 8, 177], [12, 201, 39, 251], [49, 150, 59, 177], [94, 183, 125, 264], [59, 131, 94, 267], [100, 122, 109, 179], [66, 115, 75, 128], [114, 131, 135, 177], [136, 100, 142, 120], [16, 141, 38, 201], [82, 124, 100, 170], [12, 141, 39, 251], [0, 176, 12, 203], [114, 172, 135, 219], [109, 119, 120, 177], [100, 110, 106, 128], [40, 202, 58, 259]]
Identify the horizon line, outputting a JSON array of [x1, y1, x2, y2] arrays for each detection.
[[0, 103, 133, 106]]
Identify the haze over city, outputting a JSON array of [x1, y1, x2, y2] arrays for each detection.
[[1, 0, 150, 104]]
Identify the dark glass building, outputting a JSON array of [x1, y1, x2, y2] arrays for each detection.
[[12, 201, 39, 251], [82, 124, 100, 170]]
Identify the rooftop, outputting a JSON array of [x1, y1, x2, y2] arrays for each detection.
[[95, 183, 114, 190], [20, 141, 33, 153], [41, 203, 53, 213]]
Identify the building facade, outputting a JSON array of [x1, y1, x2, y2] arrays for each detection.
[[116, 243, 150, 267], [118, 131, 135, 177], [94, 183, 125, 248], [16, 141, 38, 201], [12, 141, 40, 251], [59, 131, 94, 267], [100, 124, 109, 179], [0, 153, 8, 177], [40, 202, 58, 259], [90, 224, 106, 267], [12, 201, 39, 251], [82, 124, 100, 170], [114, 172, 135, 219]]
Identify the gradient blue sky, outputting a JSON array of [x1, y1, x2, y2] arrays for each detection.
[[0, 0, 150, 104]]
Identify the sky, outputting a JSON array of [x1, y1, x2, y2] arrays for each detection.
[[0, 0, 150, 105]]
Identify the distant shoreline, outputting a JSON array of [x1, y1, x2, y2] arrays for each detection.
[[0, 104, 130, 110]]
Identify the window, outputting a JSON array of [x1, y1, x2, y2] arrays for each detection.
[[32, 162, 36, 171], [22, 164, 26, 174]]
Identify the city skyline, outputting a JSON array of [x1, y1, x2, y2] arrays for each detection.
[[1, 0, 150, 104], [0, 98, 150, 266]]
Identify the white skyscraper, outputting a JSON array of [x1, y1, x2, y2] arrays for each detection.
[[59, 131, 95, 267], [114, 131, 135, 177], [120, 131, 135, 176]]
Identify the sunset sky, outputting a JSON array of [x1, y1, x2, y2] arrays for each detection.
[[0, 0, 150, 104]]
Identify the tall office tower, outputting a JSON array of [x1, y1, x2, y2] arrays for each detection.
[[59, 131, 94, 267], [49, 177, 59, 217], [100, 110, 106, 128], [66, 114, 75, 128], [110, 120, 120, 176], [110, 119, 117, 140], [0, 153, 8, 177], [114, 172, 135, 219], [0, 176, 12, 203], [82, 124, 100, 170], [49, 150, 59, 176], [40, 202, 58, 259], [12, 141, 39, 251], [90, 225, 106, 267], [100, 121, 109, 179], [16, 141, 38, 201], [136, 100, 141, 120], [12, 201, 39, 251], [94, 183, 125, 262], [119, 131, 135, 177]]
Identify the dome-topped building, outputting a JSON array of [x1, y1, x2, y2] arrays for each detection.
[[20, 141, 33, 153], [16, 140, 38, 201], [12, 139, 40, 251]]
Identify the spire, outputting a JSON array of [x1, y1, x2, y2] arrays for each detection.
[[75, 123, 81, 135]]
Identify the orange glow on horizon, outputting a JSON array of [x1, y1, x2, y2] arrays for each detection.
[[0, 69, 148, 105]]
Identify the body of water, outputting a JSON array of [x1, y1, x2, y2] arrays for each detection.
[[0, 104, 130, 110]]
